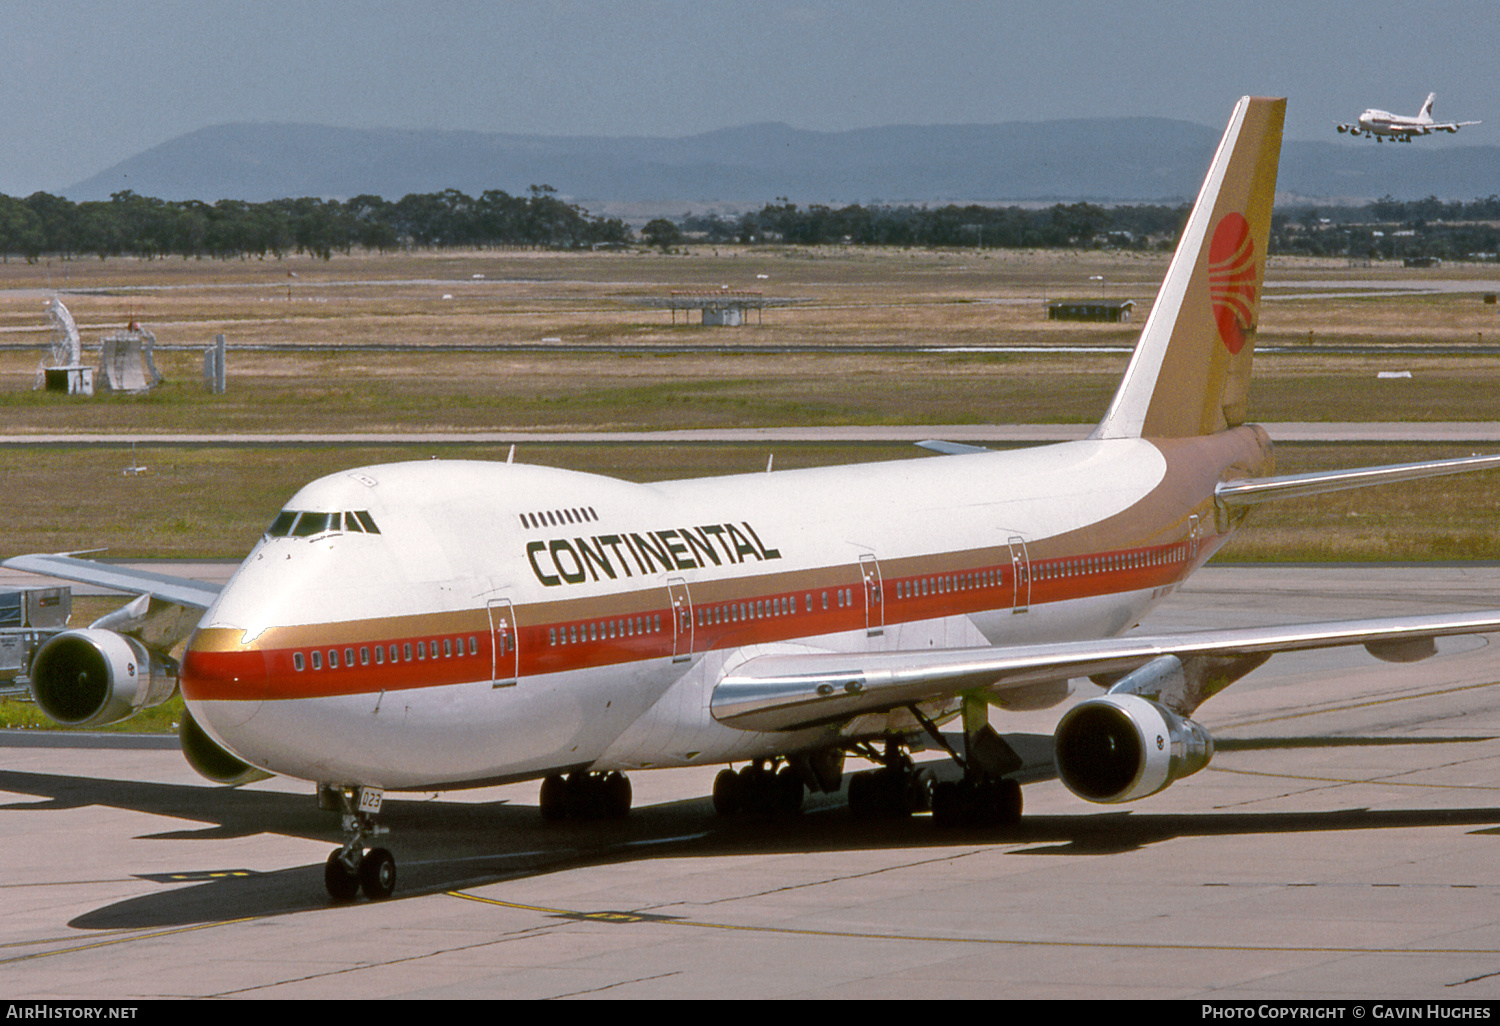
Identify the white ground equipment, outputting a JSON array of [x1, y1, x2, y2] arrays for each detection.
[[37, 298, 93, 395], [34, 298, 163, 396]]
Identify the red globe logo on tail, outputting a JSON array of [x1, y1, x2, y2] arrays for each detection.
[[1208, 212, 1256, 355]]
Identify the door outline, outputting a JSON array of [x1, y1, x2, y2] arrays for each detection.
[[859, 553, 884, 637], [667, 577, 693, 663], [1008, 536, 1031, 614], [487, 598, 518, 687]]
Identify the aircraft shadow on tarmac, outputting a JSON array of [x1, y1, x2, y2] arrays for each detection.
[[1, 731, 1497, 932]]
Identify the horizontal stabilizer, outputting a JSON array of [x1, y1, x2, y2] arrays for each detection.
[[1215, 453, 1500, 510], [914, 439, 992, 455]]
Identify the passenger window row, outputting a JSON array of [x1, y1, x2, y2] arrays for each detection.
[[897, 568, 1001, 600], [267, 509, 380, 538], [521, 507, 599, 530], [293, 634, 479, 671], [1033, 545, 1184, 581], [550, 615, 661, 647], [697, 593, 798, 627]]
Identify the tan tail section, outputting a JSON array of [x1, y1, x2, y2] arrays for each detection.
[[1094, 97, 1285, 440]]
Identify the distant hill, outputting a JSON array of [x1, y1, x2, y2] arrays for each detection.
[[62, 119, 1500, 211]]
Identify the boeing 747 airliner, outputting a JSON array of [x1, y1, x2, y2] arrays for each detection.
[[13, 96, 1500, 903]]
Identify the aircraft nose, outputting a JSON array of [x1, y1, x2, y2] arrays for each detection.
[[180, 626, 270, 728]]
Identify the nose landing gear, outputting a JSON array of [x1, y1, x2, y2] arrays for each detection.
[[321, 784, 396, 902]]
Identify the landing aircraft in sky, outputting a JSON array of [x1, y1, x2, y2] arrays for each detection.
[[1335, 92, 1480, 141], [12, 96, 1500, 904]]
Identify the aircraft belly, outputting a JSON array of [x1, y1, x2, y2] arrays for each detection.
[[197, 660, 678, 790], [972, 588, 1158, 647], [595, 641, 854, 770]]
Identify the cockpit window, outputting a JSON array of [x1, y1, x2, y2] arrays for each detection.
[[267, 509, 381, 538], [292, 512, 333, 536], [268, 510, 298, 537]]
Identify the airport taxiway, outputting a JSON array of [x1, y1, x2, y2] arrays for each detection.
[[6, 564, 1500, 999], [3, 421, 1500, 449]]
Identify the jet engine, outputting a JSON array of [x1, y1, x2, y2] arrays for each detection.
[[1052, 694, 1213, 804], [179, 707, 268, 785], [27, 628, 177, 728]]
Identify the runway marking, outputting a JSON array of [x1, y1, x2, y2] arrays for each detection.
[[445, 889, 1500, 957], [1212, 765, 1500, 792], [137, 869, 260, 883], [0, 918, 259, 965]]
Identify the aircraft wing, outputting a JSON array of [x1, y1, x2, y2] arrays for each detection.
[[1215, 453, 1500, 510], [1, 553, 221, 610], [710, 609, 1500, 733]]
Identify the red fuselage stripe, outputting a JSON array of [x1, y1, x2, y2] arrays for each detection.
[[181, 540, 1202, 702]]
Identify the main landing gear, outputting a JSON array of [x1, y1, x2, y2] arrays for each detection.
[[538, 771, 633, 821], [845, 697, 1026, 828], [321, 785, 396, 902], [707, 699, 1025, 829], [710, 749, 844, 817], [712, 759, 806, 816]]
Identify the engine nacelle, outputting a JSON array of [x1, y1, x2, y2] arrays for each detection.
[[180, 707, 269, 785], [28, 628, 176, 728], [1053, 694, 1213, 804]]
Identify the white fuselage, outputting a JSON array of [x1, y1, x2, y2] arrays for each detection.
[[1358, 108, 1431, 137], [182, 429, 1265, 791]]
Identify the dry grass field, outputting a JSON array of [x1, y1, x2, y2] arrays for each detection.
[[1, 246, 1498, 560]]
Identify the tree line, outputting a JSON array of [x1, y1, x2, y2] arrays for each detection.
[[680, 201, 1183, 249], [0, 185, 631, 262], [688, 195, 1500, 260], [2, 186, 1496, 263], [1271, 195, 1500, 262]]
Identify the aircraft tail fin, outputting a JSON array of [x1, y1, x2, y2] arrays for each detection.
[[1419, 93, 1437, 122], [1093, 96, 1285, 440]]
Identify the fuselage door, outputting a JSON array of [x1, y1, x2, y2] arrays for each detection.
[[667, 578, 693, 663], [1008, 536, 1031, 614], [487, 598, 518, 687], [859, 553, 884, 636]]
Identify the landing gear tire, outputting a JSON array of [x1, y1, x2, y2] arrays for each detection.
[[848, 767, 914, 819], [359, 847, 397, 900], [712, 768, 740, 815], [931, 778, 1023, 829], [325, 850, 360, 902], [540, 771, 633, 821], [737, 764, 770, 814], [323, 785, 393, 902], [539, 774, 568, 821], [775, 766, 805, 816], [997, 778, 1023, 826], [604, 771, 632, 818], [712, 762, 803, 817]]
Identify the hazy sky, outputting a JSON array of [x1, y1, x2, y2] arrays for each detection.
[[3, 0, 1496, 196]]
